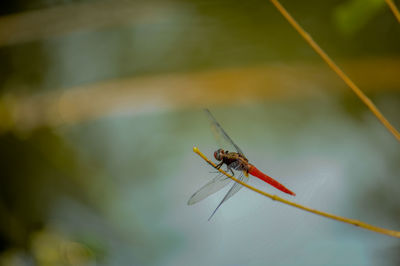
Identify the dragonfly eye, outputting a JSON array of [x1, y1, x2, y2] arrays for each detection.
[[214, 149, 223, 161]]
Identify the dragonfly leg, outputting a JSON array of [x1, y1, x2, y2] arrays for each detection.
[[215, 162, 223, 169], [226, 166, 235, 176]]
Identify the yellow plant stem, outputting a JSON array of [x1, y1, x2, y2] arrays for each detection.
[[385, 0, 400, 23], [193, 146, 400, 238], [268, 0, 400, 142]]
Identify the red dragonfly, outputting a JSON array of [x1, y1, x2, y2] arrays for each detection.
[[188, 109, 295, 220]]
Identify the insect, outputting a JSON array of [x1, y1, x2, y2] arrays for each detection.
[[188, 109, 295, 220]]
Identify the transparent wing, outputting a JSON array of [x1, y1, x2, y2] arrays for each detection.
[[204, 109, 245, 156], [187, 173, 231, 205], [208, 171, 248, 221]]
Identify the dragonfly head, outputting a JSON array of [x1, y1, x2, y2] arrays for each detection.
[[214, 149, 224, 161]]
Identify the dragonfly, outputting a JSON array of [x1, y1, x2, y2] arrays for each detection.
[[188, 109, 295, 220]]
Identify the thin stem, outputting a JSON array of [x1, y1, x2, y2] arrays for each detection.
[[268, 0, 400, 142], [193, 146, 400, 238], [385, 0, 400, 23]]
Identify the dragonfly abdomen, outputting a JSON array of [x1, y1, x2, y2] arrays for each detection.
[[248, 165, 295, 196]]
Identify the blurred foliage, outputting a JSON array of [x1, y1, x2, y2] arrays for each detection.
[[0, 43, 49, 94], [333, 0, 385, 34], [0, 0, 95, 16], [0, 128, 97, 264]]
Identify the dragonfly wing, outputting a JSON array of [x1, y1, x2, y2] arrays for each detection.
[[208, 172, 248, 220], [204, 109, 246, 156], [187, 173, 231, 205]]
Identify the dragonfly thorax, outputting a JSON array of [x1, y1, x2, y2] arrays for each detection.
[[214, 149, 249, 171]]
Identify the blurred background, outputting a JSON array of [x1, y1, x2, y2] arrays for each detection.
[[0, 0, 399, 265]]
